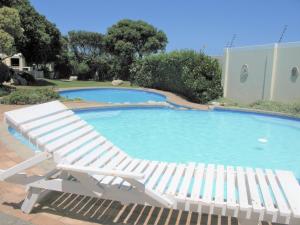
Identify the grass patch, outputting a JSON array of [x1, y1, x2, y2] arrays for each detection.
[[19, 79, 136, 89], [214, 98, 300, 117]]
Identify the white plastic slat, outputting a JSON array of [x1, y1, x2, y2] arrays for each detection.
[[61, 135, 106, 164], [5, 101, 67, 126], [203, 164, 215, 203], [140, 161, 159, 184], [99, 157, 133, 185], [265, 169, 290, 217], [73, 141, 113, 166], [27, 115, 80, 139], [276, 170, 300, 217], [95, 151, 127, 182], [54, 131, 102, 159], [131, 160, 149, 174], [44, 125, 93, 152], [178, 163, 195, 199], [36, 120, 87, 146], [226, 166, 236, 208], [191, 164, 205, 200], [146, 162, 167, 189], [215, 165, 225, 206], [113, 159, 141, 186], [166, 164, 185, 195], [20, 111, 73, 132], [246, 168, 263, 212], [236, 167, 250, 211], [255, 168, 278, 215], [156, 163, 177, 193], [89, 146, 119, 168]]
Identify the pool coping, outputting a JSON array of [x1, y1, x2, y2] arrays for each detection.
[[58, 86, 210, 110]]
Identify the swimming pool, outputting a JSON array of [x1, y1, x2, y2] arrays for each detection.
[[59, 88, 166, 104], [9, 106, 300, 179], [76, 107, 300, 178]]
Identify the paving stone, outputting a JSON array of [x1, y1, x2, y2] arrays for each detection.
[[0, 212, 33, 225]]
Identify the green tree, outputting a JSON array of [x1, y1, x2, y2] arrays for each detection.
[[0, 6, 22, 55], [67, 30, 105, 80], [54, 36, 73, 79], [0, 0, 62, 65], [104, 19, 168, 80], [68, 30, 104, 62]]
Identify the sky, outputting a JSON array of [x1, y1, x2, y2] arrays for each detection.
[[30, 0, 300, 55]]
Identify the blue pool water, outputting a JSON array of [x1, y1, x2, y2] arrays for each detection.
[[60, 88, 166, 103], [76, 107, 300, 178], [9, 107, 300, 179]]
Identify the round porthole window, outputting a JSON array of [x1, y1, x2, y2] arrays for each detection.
[[291, 67, 299, 82], [240, 64, 248, 83]]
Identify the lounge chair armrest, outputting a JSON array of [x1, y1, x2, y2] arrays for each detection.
[[57, 164, 144, 180]]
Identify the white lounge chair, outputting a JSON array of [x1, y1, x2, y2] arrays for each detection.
[[1, 101, 300, 225]]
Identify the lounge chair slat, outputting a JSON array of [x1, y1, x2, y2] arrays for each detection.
[[203, 164, 215, 203], [226, 166, 236, 207], [215, 165, 225, 206], [27, 115, 81, 139], [276, 170, 300, 217], [113, 159, 141, 187], [54, 131, 103, 160], [61, 135, 106, 164], [73, 142, 111, 167], [191, 164, 205, 200], [156, 163, 177, 193], [99, 157, 133, 185], [5, 101, 67, 126], [236, 167, 250, 211], [178, 163, 195, 199], [146, 162, 168, 189], [265, 169, 291, 217], [131, 160, 149, 174], [44, 125, 93, 152], [36, 120, 87, 146], [20, 111, 74, 132], [95, 151, 127, 182], [140, 161, 159, 184], [89, 146, 118, 168], [166, 164, 185, 195], [246, 168, 263, 212], [255, 168, 278, 215]]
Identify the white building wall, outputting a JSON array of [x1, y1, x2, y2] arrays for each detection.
[[272, 43, 300, 102], [222, 42, 300, 103]]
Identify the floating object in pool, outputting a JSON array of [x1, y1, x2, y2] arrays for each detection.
[[258, 138, 268, 143]]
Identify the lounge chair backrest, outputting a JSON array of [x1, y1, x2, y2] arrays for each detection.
[[4, 101, 67, 128]]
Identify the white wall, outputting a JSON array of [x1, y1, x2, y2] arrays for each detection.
[[272, 43, 300, 102], [222, 42, 300, 103]]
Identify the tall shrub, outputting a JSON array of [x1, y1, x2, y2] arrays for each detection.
[[131, 50, 223, 103]]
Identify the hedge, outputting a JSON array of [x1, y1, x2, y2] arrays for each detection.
[[130, 50, 223, 104], [1, 88, 60, 105]]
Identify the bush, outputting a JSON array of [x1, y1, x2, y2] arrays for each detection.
[[1, 88, 60, 105], [0, 62, 11, 84], [131, 50, 223, 104], [72, 61, 92, 80]]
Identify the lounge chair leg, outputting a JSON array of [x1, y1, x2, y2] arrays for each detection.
[[21, 187, 44, 214]]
